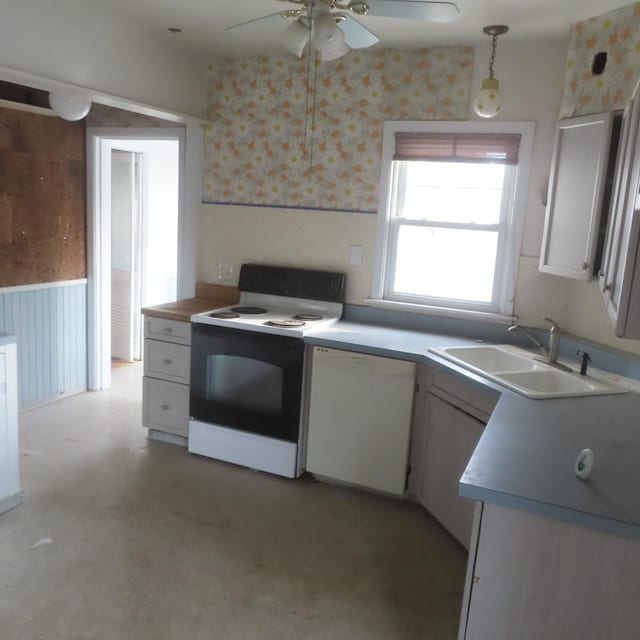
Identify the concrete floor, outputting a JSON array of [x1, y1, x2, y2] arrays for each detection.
[[0, 363, 467, 639]]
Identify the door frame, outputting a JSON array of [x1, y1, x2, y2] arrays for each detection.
[[86, 126, 198, 390]]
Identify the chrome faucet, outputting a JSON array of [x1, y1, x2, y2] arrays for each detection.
[[508, 316, 572, 372], [543, 316, 561, 364]]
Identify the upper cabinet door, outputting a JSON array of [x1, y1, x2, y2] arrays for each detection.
[[539, 113, 615, 280], [600, 84, 640, 338]]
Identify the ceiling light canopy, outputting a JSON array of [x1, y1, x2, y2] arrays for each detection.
[[48, 92, 92, 121]]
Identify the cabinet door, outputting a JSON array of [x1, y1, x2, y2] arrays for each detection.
[[142, 377, 189, 437], [600, 87, 640, 338], [144, 339, 191, 384], [420, 394, 483, 548], [539, 112, 614, 280], [464, 503, 640, 640], [306, 347, 416, 495]]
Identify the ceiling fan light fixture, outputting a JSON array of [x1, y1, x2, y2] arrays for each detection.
[[312, 13, 350, 61], [319, 38, 351, 61], [472, 25, 508, 119], [281, 18, 310, 58]]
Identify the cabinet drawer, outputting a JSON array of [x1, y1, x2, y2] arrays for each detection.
[[144, 340, 190, 383], [427, 365, 499, 422], [142, 377, 189, 437], [144, 316, 191, 345]]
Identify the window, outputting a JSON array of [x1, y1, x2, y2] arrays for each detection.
[[373, 121, 534, 321]]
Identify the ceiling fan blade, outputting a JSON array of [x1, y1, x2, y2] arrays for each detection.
[[225, 11, 291, 33], [365, 1, 460, 22], [339, 14, 379, 49]]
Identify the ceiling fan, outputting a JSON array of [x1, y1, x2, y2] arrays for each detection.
[[225, 0, 460, 61]]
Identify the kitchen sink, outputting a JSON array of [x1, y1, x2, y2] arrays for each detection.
[[429, 344, 627, 399], [434, 345, 547, 374]]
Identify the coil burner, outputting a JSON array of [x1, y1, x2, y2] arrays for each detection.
[[265, 319, 306, 328], [230, 306, 268, 315]]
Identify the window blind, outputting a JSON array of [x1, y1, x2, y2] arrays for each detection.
[[393, 132, 521, 165]]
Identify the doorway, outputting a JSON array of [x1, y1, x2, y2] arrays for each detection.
[[87, 128, 184, 390]]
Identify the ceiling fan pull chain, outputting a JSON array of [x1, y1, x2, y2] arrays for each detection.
[[309, 51, 320, 171]]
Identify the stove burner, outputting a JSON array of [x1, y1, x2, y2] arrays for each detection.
[[265, 319, 306, 328], [231, 305, 269, 315], [292, 313, 323, 321], [208, 311, 241, 319]]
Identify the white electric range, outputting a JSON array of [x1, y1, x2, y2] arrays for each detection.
[[188, 264, 346, 478]]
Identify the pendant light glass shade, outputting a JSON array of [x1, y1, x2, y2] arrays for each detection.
[[312, 13, 350, 61], [281, 18, 309, 58], [472, 78, 502, 118], [48, 92, 92, 121]]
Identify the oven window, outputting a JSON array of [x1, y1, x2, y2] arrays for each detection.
[[206, 355, 283, 415]]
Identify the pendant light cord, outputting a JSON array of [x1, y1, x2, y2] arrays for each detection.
[[488, 34, 498, 79]]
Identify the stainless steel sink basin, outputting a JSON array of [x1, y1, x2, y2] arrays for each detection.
[[429, 344, 627, 399]]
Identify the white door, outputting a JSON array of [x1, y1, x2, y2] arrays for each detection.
[[110, 149, 143, 362]]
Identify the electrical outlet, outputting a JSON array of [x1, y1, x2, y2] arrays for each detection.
[[216, 263, 233, 281]]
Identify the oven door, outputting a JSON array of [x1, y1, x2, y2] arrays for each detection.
[[190, 324, 305, 442]]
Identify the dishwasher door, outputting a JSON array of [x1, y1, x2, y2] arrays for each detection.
[[305, 346, 416, 495]]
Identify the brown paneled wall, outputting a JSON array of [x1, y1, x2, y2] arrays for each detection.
[[0, 107, 86, 286]]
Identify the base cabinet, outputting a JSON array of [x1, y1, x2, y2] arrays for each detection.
[[412, 363, 498, 549], [420, 395, 484, 548], [459, 503, 640, 640], [142, 316, 191, 442], [0, 339, 20, 514]]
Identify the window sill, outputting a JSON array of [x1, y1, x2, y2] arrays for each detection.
[[366, 298, 516, 325]]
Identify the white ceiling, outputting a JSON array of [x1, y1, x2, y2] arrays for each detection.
[[82, 0, 629, 57]]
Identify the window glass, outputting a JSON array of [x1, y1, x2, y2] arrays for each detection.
[[393, 226, 499, 303], [400, 161, 506, 224]]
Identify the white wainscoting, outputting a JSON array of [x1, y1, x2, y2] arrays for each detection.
[[0, 280, 87, 410]]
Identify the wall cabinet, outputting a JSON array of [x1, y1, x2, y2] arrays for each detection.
[[458, 503, 640, 640], [600, 81, 640, 338], [305, 347, 416, 495], [539, 112, 617, 280], [411, 364, 498, 549], [0, 338, 20, 515], [142, 316, 191, 441]]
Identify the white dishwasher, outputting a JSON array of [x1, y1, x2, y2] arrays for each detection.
[[305, 346, 416, 495]]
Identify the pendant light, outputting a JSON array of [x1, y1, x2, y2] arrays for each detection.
[[472, 25, 508, 119]]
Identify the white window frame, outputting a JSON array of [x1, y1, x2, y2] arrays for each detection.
[[371, 120, 535, 323]]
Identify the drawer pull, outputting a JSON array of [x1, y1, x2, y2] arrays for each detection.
[[163, 327, 173, 334], [161, 403, 170, 411], [162, 358, 172, 365]]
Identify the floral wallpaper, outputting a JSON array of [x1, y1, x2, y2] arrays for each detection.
[[559, 3, 640, 118], [203, 47, 473, 212]]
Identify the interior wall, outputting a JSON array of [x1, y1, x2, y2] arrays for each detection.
[[0, 106, 85, 285], [200, 42, 569, 308], [199, 36, 640, 355], [0, 0, 206, 117], [203, 47, 473, 212]]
